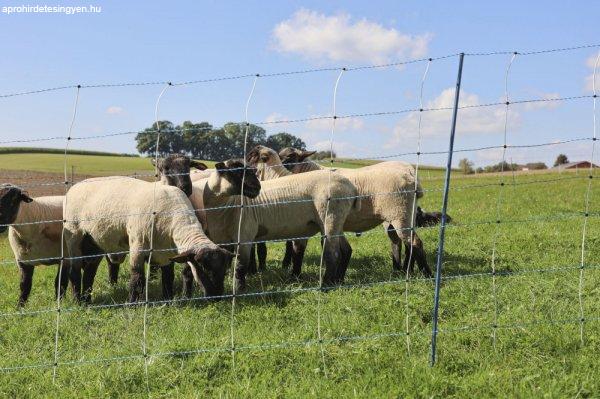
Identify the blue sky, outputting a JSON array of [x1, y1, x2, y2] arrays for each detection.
[[1, 1, 599, 167]]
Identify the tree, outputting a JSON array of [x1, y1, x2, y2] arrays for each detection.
[[265, 132, 307, 152], [223, 122, 267, 158], [181, 121, 213, 159], [135, 120, 177, 156], [525, 162, 547, 170], [311, 150, 337, 160], [554, 154, 569, 167], [458, 158, 474, 174]]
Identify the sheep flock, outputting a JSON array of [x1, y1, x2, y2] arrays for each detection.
[[0, 147, 449, 307]]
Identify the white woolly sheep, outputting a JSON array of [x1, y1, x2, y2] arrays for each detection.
[[248, 145, 432, 278], [63, 176, 232, 303], [188, 159, 359, 289]]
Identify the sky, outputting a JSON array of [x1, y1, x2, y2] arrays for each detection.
[[1, 1, 599, 167]]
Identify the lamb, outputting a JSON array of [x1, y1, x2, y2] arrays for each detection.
[[63, 176, 232, 303], [248, 145, 432, 278], [188, 159, 359, 289]]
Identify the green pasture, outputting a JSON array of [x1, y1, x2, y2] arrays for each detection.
[[0, 152, 598, 397]]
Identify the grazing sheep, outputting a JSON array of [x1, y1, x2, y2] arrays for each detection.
[[106, 154, 208, 288], [63, 177, 232, 303], [248, 145, 432, 278], [189, 159, 359, 289]]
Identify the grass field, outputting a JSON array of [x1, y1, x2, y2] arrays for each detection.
[[0, 152, 598, 397]]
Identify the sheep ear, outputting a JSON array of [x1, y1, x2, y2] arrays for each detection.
[[214, 162, 226, 171], [299, 150, 316, 160], [170, 250, 194, 263], [20, 191, 33, 203], [190, 161, 208, 170]]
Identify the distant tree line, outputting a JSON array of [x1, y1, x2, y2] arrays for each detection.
[[458, 157, 551, 175], [135, 120, 307, 160]]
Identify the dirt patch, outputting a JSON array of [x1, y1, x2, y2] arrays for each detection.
[[0, 169, 153, 197]]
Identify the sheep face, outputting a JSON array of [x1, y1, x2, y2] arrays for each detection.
[[171, 246, 232, 297], [278, 147, 316, 172], [214, 159, 261, 199], [0, 185, 33, 233], [246, 145, 279, 167], [152, 154, 207, 196]]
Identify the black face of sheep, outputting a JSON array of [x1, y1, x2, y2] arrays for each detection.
[[0, 185, 33, 233], [278, 147, 316, 171], [171, 246, 232, 297], [152, 154, 207, 197], [215, 159, 261, 199], [415, 207, 452, 227]]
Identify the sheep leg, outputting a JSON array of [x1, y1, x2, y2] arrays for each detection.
[[128, 251, 146, 303], [384, 222, 403, 272], [282, 241, 293, 269], [161, 262, 175, 300], [18, 262, 34, 307], [81, 257, 101, 304], [322, 237, 341, 286], [107, 258, 120, 285], [181, 265, 194, 298], [55, 262, 70, 301], [290, 239, 307, 277], [335, 236, 352, 283], [69, 261, 83, 303], [247, 244, 258, 275], [410, 233, 432, 278], [403, 242, 416, 274], [234, 243, 252, 292], [257, 242, 267, 271]]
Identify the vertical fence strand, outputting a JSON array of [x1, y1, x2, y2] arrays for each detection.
[[230, 75, 259, 373], [53, 85, 81, 382], [578, 51, 600, 344], [489, 52, 517, 348]]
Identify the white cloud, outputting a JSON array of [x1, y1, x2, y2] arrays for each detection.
[[388, 88, 520, 146], [271, 9, 431, 64], [305, 115, 364, 132], [585, 54, 600, 92], [106, 106, 123, 115], [523, 92, 561, 110]]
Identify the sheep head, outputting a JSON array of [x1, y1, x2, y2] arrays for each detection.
[[0, 184, 33, 233], [213, 159, 261, 199], [278, 147, 316, 172], [152, 154, 207, 197], [246, 145, 282, 167], [171, 246, 233, 297]]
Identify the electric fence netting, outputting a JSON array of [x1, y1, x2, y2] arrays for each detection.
[[0, 44, 598, 393]]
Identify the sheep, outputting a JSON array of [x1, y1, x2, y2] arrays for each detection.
[[105, 154, 209, 286], [248, 145, 432, 278], [0, 155, 203, 306], [0, 185, 74, 306], [188, 159, 359, 290], [63, 176, 232, 303]]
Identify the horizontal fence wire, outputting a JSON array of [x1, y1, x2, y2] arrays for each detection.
[[0, 43, 599, 379], [1, 311, 599, 374], [2, 169, 595, 230], [1, 93, 596, 145]]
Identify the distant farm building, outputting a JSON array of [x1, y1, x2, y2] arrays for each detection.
[[554, 161, 599, 171]]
